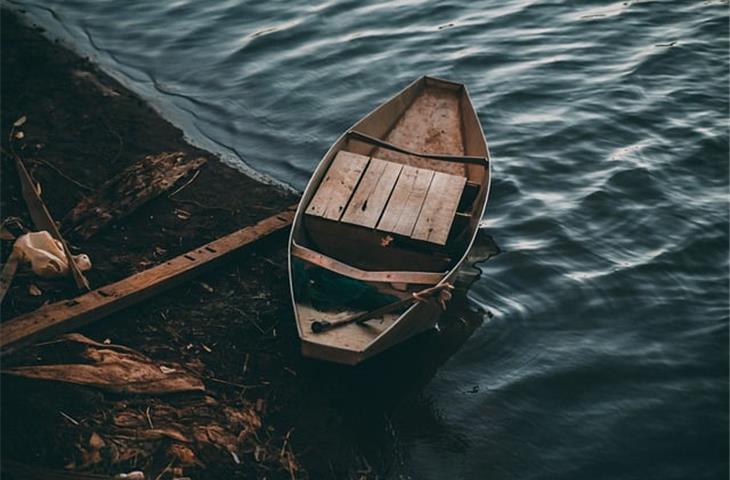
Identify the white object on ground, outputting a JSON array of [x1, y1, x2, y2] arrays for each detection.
[[114, 472, 145, 480], [12, 231, 91, 278]]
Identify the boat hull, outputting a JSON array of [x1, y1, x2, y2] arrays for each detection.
[[288, 76, 491, 365]]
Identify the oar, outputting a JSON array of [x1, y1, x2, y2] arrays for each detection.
[[310, 283, 453, 334]]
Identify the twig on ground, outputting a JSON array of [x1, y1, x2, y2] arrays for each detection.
[[171, 198, 235, 214], [205, 376, 263, 390], [33, 158, 94, 192], [145, 406, 154, 429], [153, 458, 176, 480], [280, 428, 294, 458], [168, 169, 200, 197], [59, 410, 80, 425]]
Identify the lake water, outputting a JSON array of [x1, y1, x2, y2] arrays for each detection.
[[9, 0, 729, 478]]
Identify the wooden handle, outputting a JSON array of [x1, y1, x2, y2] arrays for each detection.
[[310, 283, 453, 334]]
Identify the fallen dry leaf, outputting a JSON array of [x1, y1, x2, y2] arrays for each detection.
[[3, 333, 204, 394], [13, 115, 27, 127], [89, 432, 105, 450]]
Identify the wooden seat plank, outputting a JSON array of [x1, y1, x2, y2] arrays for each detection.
[[306, 151, 369, 221], [411, 172, 466, 245], [291, 242, 443, 285], [341, 159, 402, 228], [377, 166, 434, 237]]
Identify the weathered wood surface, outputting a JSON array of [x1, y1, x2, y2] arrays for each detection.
[[341, 158, 402, 228], [3, 333, 205, 394], [372, 86, 468, 176], [411, 172, 466, 245], [291, 242, 443, 285], [61, 152, 206, 240], [0, 205, 297, 355], [15, 157, 90, 290], [377, 165, 434, 236], [305, 151, 368, 221]]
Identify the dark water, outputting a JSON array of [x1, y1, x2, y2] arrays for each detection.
[[9, 0, 729, 478]]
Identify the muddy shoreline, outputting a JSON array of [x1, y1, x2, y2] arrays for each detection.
[[0, 8, 348, 479], [1, 9, 492, 479]]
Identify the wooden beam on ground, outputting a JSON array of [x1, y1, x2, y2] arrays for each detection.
[[0, 204, 298, 355], [61, 151, 207, 240]]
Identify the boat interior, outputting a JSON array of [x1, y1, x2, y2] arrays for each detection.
[[290, 76, 490, 359]]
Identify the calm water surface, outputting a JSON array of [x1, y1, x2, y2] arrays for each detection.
[[10, 0, 729, 478]]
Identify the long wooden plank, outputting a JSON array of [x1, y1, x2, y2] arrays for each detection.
[[411, 172, 466, 245], [341, 159, 402, 228], [291, 242, 444, 285], [0, 205, 298, 355], [306, 151, 369, 221], [377, 166, 434, 236]]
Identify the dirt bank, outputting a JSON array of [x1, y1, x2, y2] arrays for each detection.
[[1, 9, 494, 479]]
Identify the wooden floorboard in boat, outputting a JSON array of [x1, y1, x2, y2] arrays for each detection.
[[377, 165, 434, 237], [412, 171, 466, 245], [373, 87, 466, 177], [306, 151, 369, 221], [341, 158, 402, 228], [297, 303, 399, 351]]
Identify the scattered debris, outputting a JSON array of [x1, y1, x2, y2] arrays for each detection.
[[113, 472, 144, 480], [59, 395, 293, 475], [62, 152, 207, 240], [0, 206, 297, 354], [14, 155, 91, 290], [0, 217, 23, 240], [59, 410, 80, 426], [28, 284, 42, 296], [33, 157, 95, 192], [2, 333, 205, 394], [168, 169, 200, 197], [174, 208, 192, 220], [1, 460, 116, 479], [13, 115, 27, 127], [0, 249, 20, 304]]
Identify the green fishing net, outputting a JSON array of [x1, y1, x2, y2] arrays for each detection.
[[292, 260, 397, 311]]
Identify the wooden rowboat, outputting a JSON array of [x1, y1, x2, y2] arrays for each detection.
[[288, 76, 491, 365]]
